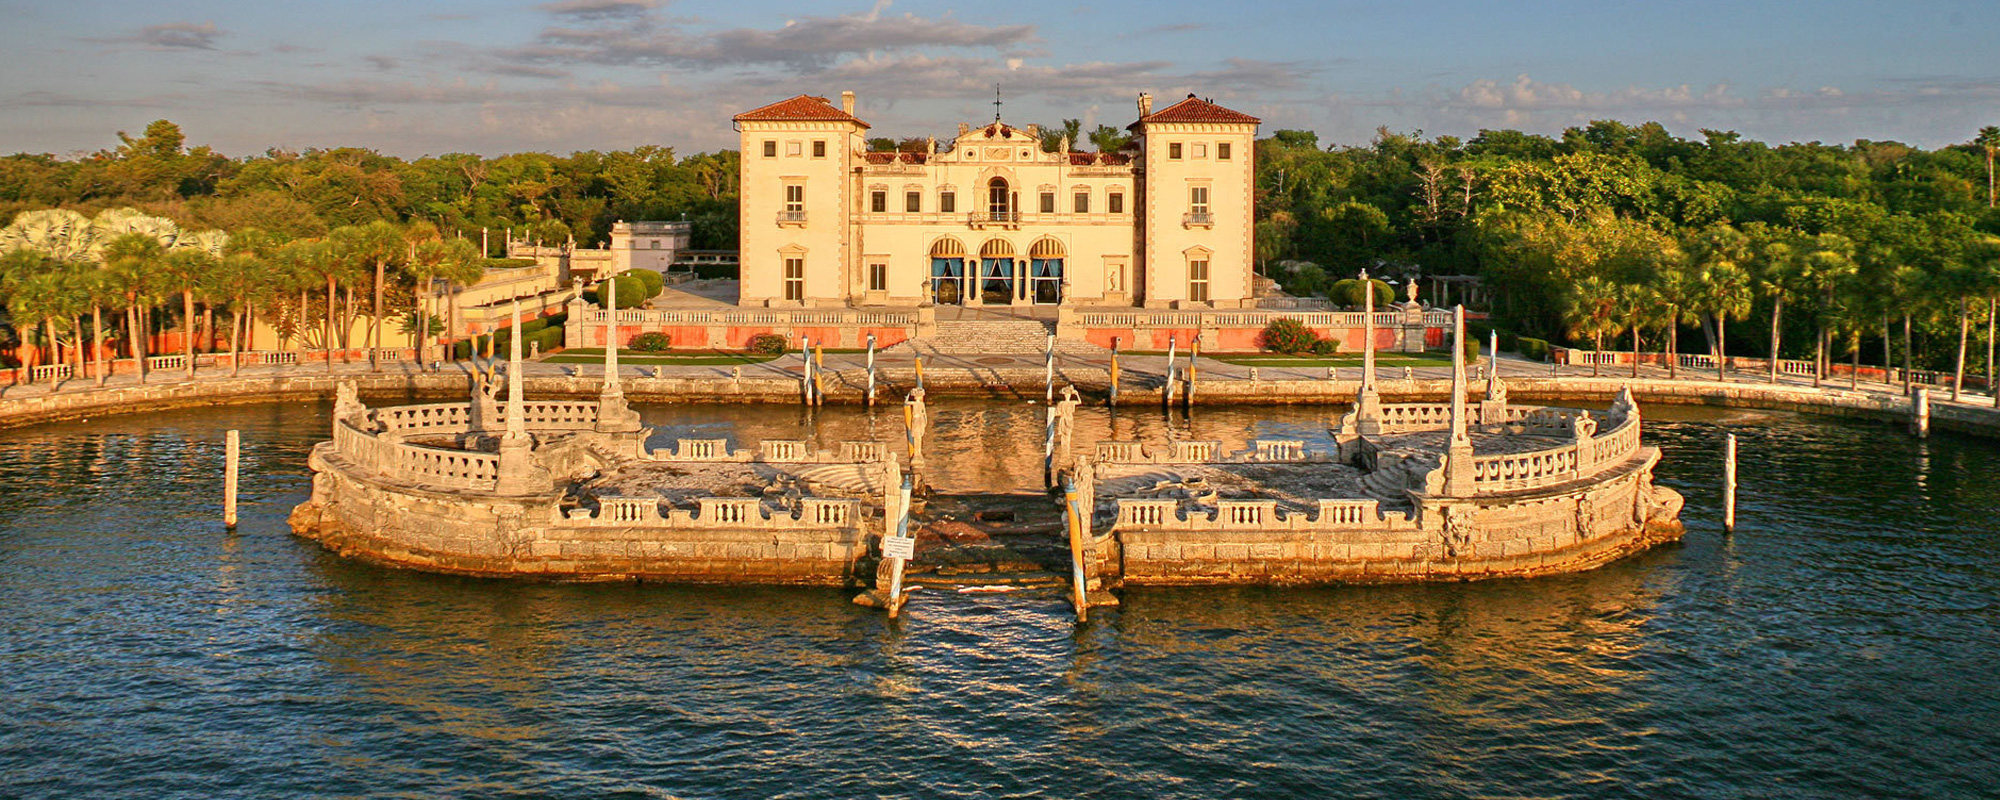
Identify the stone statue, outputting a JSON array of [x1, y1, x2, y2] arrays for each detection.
[[904, 388, 929, 470], [334, 380, 368, 429], [1572, 411, 1597, 441], [1053, 386, 1081, 471], [1574, 493, 1595, 537]]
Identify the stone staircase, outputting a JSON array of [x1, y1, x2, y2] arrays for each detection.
[[891, 318, 1106, 356]]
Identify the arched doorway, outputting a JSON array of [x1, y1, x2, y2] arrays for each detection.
[[930, 237, 966, 305], [979, 238, 1015, 305], [1029, 238, 1065, 305]]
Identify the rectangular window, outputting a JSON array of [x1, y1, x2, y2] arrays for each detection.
[[1218, 142, 1232, 161], [1193, 143, 1208, 158], [871, 191, 887, 213], [786, 141, 802, 156], [1109, 192, 1124, 214], [1040, 192, 1055, 214], [1169, 142, 1183, 160], [939, 191, 956, 213], [784, 258, 804, 301], [812, 140, 826, 158], [869, 262, 887, 292], [763, 140, 777, 158], [1188, 260, 1210, 302], [905, 191, 921, 213], [1190, 186, 1209, 214], [1074, 191, 1090, 214], [785, 184, 804, 212], [650, 240, 660, 249]]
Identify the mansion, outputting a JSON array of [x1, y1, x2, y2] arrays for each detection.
[[734, 91, 1260, 309]]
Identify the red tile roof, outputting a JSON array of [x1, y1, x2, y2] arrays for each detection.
[[733, 95, 870, 128], [1130, 94, 1260, 128]]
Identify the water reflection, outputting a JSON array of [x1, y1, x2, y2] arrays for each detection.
[[2, 401, 1998, 798]]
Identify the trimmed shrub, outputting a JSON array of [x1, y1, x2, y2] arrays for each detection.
[[1258, 318, 1318, 354], [1518, 337, 1551, 362], [629, 268, 665, 299], [1460, 333, 1482, 362], [693, 261, 738, 280], [746, 333, 789, 355], [484, 257, 539, 269], [1328, 277, 1395, 308], [629, 332, 671, 353], [1310, 338, 1338, 356], [582, 274, 649, 309]]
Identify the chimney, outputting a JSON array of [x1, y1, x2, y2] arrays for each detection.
[[840, 91, 855, 115], [1137, 92, 1153, 118], [958, 122, 971, 137]]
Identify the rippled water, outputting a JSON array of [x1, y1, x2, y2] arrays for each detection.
[[2, 400, 1997, 799]]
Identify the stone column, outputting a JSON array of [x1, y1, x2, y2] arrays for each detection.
[[595, 278, 641, 433], [1442, 305, 1475, 496], [1352, 269, 1384, 435], [495, 298, 552, 494]]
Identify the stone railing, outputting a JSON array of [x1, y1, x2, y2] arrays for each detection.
[[1091, 438, 1326, 465], [332, 418, 499, 491], [511, 400, 601, 430], [1464, 412, 1642, 493], [28, 364, 72, 381], [1378, 403, 1454, 432], [575, 305, 916, 328], [1076, 309, 1452, 330], [654, 437, 891, 465], [1112, 497, 1411, 531], [374, 403, 474, 434], [561, 495, 865, 530]]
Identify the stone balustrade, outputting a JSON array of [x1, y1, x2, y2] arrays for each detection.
[[1113, 497, 1409, 531], [557, 496, 861, 529], [576, 307, 916, 327], [373, 403, 474, 434], [1092, 438, 1327, 465], [653, 437, 892, 465], [1076, 309, 1451, 329], [512, 400, 600, 430], [1378, 403, 1454, 432], [332, 418, 500, 491]]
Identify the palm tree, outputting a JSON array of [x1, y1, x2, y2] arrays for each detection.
[[1799, 234, 1857, 387], [101, 233, 164, 384], [1950, 237, 2000, 401], [1977, 126, 2000, 209], [403, 231, 481, 371], [1649, 260, 1700, 380], [1685, 224, 1754, 380], [1618, 281, 1661, 378], [1561, 276, 1624, 377], [1754, 235, 1800, 384], [1695, 261, 1753, 381], [159, 248, 215, 380], [345, 221, 405, 373]]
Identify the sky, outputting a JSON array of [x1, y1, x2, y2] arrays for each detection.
[[3, 0, 1998, 158]]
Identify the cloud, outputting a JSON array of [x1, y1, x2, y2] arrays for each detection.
[[1125, 23, 1206, 38], [366, 55, 399, 71], [9, 90, 183, 109], [505, 5, 1035, 71], [537, 0, 659, 20], [104, 21, 226, 51]]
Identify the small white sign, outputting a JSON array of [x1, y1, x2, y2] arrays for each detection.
[[882, 536, 916, 560]]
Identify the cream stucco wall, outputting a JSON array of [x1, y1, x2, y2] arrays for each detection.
[[1137, 121, 1259, 309], [735, 96, 1256, 310], [737, 119, 867, 308]]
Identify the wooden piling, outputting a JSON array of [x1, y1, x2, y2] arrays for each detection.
[[885, 474, 914, 618], [1186, 338, 1199, 410], [1108, 338, 1121, 406], [865, 334, 877, 407], [813, 343, 826, 406], [1912, 386, 1931, 438], [1061, 475, 1089, 623], [224, 429, 240, 529], [1723, 433, 1737, 534], [1045, 333, 1056, 404]]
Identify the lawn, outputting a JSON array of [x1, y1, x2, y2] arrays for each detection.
[[1206, 352, 1459, 367]]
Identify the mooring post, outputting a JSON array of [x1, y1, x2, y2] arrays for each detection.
[[1061, 474, 1089, 623], [885, 473, 915, 618], [1164, 336, 1178, 410], [1046, 333, 1056, 404], [224, 429, 240, 529], [914, 355, 925, 393], [1723, 433, 1738, 533], [865, 334, 877, 407], [1108, 337, 1121, 406], [799, 337, 813, 405], [813, 342, 827, 406], [1912, 386, 1931, 437], [1185, 336, 1199, 410], [1044, 405, 1058, 488]]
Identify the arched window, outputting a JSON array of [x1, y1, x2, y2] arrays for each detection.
[[979, 238, 1015, 259], [978, 238, 1015, 304], [930, 237, 967, 305], [1028, 238, 1066, 259], [987, 177, 1011, 218], [930, 237, 967, 258]]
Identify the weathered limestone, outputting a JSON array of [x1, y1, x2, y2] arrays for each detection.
[[291, 378, 898, 583]]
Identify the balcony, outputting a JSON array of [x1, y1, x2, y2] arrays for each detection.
[[777, 210, 807, 227], [968, 211, 1021, 229], [1183, 211, 1214, 228]]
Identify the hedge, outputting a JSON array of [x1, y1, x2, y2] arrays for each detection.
[[454, 324, 566, 359], [692, 262, 738, 280], [1327, 278, 1395, 309], [1518, 337, 1551, 362]]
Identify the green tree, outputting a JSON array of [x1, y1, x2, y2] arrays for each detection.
[[1975, 127, 2000, 208], [1561, 276, 1624, 377]]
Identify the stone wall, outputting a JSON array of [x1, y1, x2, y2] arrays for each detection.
[[1106, 448, 1681, 585]]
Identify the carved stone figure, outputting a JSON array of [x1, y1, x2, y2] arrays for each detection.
[[1573, 411, 1598, 441], [334, 381, 368, 429], [1441, 505, 1474, 559], [1574, 493, 1595, 537]]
